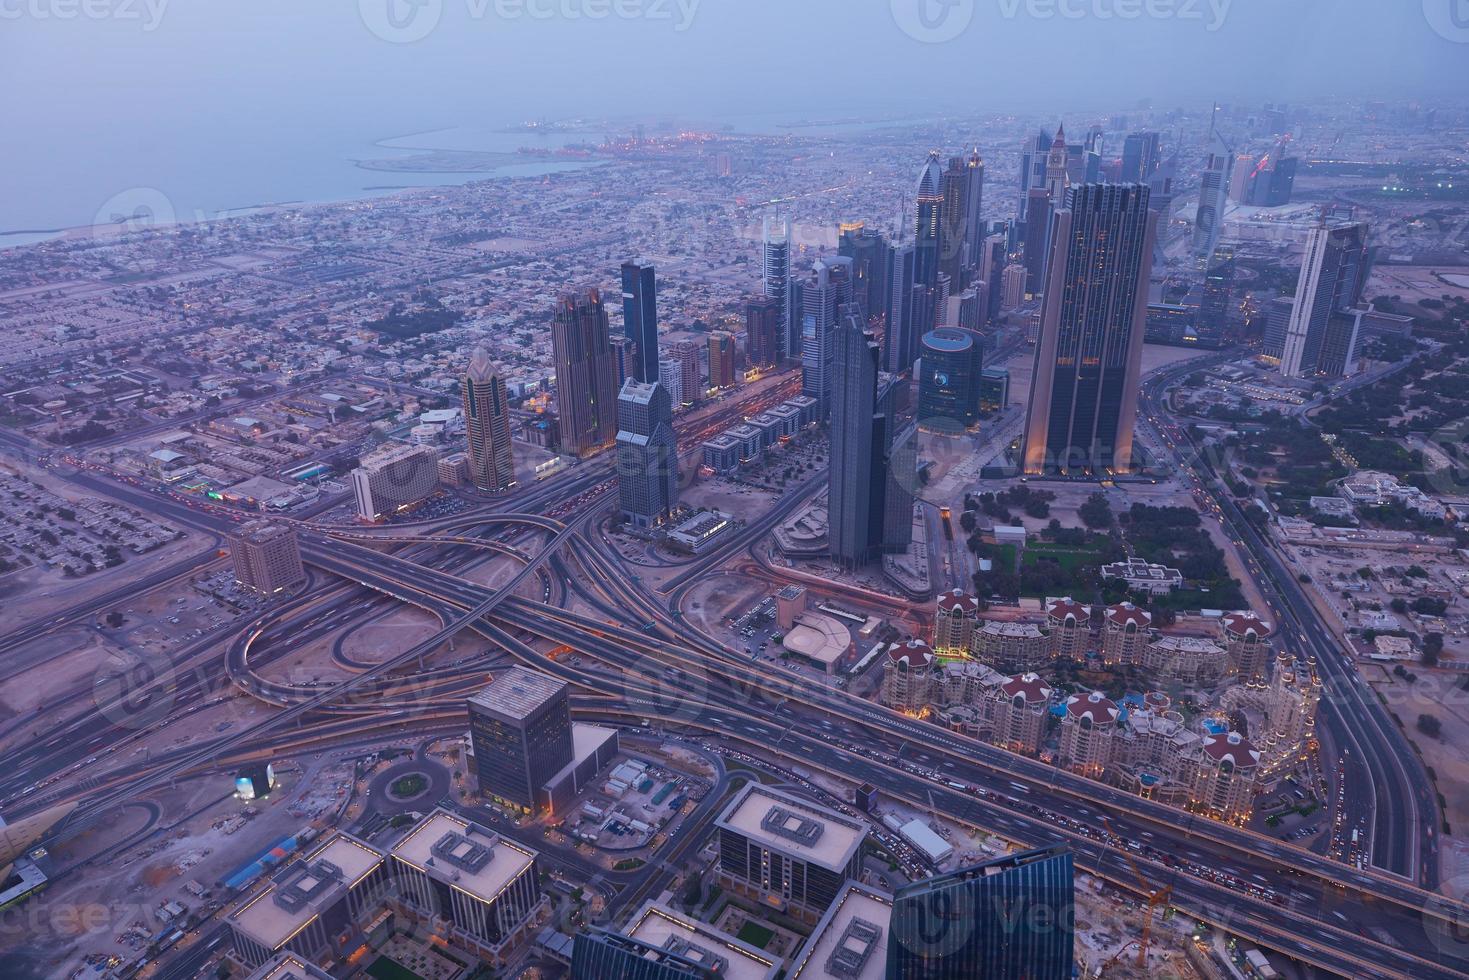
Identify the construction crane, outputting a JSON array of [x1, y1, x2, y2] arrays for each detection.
[[1102, 817, 1173, 969]]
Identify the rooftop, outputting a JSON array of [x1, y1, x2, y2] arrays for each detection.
[[390, 809, 537, 905], [469, 666, 567, 721], [229, 834, 383, 952], [624, 903, 780, 980], [789, 881, 894, 980], [717, 784, 866, 872]]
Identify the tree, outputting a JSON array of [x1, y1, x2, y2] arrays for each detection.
[[1423, 633, 1444, 667], [1418, 714, 1443, 739], [1079, 493, 1112, 529], [1412, 596, 1448, 617]]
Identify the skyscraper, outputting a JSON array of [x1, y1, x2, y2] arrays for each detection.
[[799, 256, 854, 416], [1197, 245, 1236, 346], [1280, 221, 1370, 378], [829, 308, 912, 568], [838, 221, 889, 326], [1120, 130, 1161, 183], [918, 328, 983, 430], [620, 261, 659, 383], [707, 332, 737, 389], [1193, 152, 1232, 256], [670, 340, 703, 406], [1016, 128, 1053, 223], [467, 667, 573, 814], [913, 151, 945, 291], [745, 295, 781, 370], [939, 153, 982, 288], [886, 846, 1075, 980], [615, 379, 678, 528], [551, 288, 620, 458], [230, 520, 305, 597], [462, 346, 516, 493], [1022, 183, 1157, 476], [1022, 187, 1052, 296], [761, 217, 793, 359], [884, 239, 917, 375]]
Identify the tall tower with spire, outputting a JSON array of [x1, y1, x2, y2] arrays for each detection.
[[462, 347, 516, 493], [1045, 124, 1070, 202], [913, 151, 945, 290]]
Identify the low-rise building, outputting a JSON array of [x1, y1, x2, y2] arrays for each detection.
[[1142, 634, 1230, 688], [1100, 557, 1183, 595]]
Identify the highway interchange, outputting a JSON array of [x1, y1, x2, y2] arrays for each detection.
[[2, 364, 1467, 979]]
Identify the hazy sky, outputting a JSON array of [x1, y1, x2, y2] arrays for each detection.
[[3, 0, 1466, 233], [5, 0, 1468, 135]]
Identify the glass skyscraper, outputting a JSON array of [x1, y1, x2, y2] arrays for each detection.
[[887, 846, 1075, 980], [1021, 183, 1156, 476], [621, 261, 659, 383]]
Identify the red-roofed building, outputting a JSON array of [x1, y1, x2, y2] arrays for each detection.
[[1220, 610, 1274, 685], [993, 673, 1054, 754], [1102, 602, 1153, 666], [1190, 731, 1261, 824], [1045, 597, 1092, 660], [933, 589, 982, 656], [880, 640, 936, 714], [1060, 691, 1119, 777]]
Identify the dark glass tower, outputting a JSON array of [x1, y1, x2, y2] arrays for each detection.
[[745, 295, 782, 371], [886, 846, 1075, 980], [552, 288, 620, 458], [570, 930, 715, 980], [467, 667, 573, 813], [839, 222, 890, 327], [914, 151, 945, 291], [1196, 244, 1236, 346], [1021, 183, 1157, 476], [1280, 221, 1370, 378], [918, 328, 983, 429], [621, 261, 659, 383]]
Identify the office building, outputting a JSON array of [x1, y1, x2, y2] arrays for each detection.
[[788, 880, 894, 980], [1000, 262, 1028, 310], [1022, 187, 1052, 296], [829, 310, 913, 568], [714, 783, 867, 924], [917, 328, 983, 430], [659, 356, 685, 408], [1196, 245, 1236, 346], [1120, 131, 1160, 183], [227, 834, 389, 970], [887, 845, 1074, 980], [388, 808, 543, 962], [467, 667, 573, 813], [244, 954, 334, 980], [230, 519, 305, 597], [1021, 183, 1156, 475], [839, 222, 889, 326], [979, 367, 1009, 412], [939, 151, 983, 288], [914, 151, 945, 290], [615, 379, 679, 528], [570, 930, 720, 980], [708, 331, 738, 389], [609, 335, 638, 387], [762, 217, 794, 359], [1262, 296, 1293, 360], [1193, 152, 1232, 255], [462, 347, 516, 493], [351, 442, 439, 521], [745, 295, 782, 370], [1016, 128, 1053, 223], [670, 339, 703, 406], [552, 288, 620, 457], [884, 240, 918, 374], [621, 261, 659, 383], [1280, 221, 1370, 378], [611, 902, 780, 980], [798, 257, 855, 416]]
